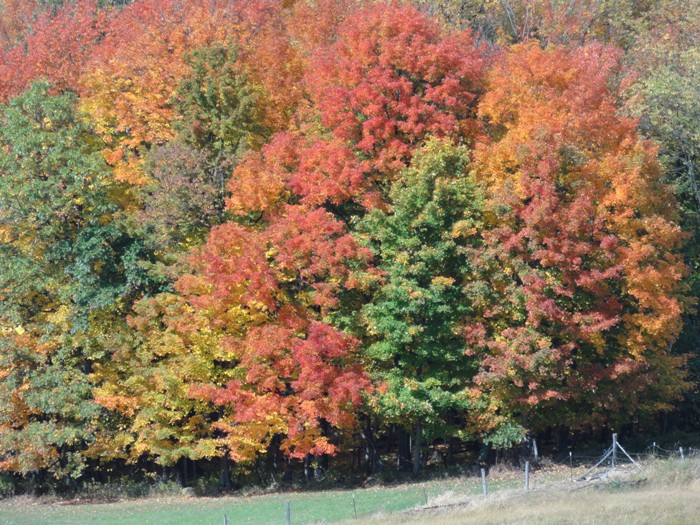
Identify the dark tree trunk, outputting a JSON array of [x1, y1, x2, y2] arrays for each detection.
[[478, 442, 492, 467], [315, 420, 330, 480], [220, 454, 232, 490], [303, 454, 311, 480], [176, 457, 186, 487], [556, 425, 569, 453], [412, 422, 422, 476], [361, 416, 380, 474], [397, 426, 412, 472]]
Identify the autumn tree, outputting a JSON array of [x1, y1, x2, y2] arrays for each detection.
[[624, 0, 700, 428], [177, 208, 372, 467], [231, 1, 485, 220], [307, 2, 483, 182], [80, 0, 298, 185], [89, 292, 225, 474], [467, 42, 689, 444], [0, 0, 106, 102]]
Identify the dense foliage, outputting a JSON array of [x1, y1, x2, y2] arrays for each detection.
[[0, 0, 696, 492]]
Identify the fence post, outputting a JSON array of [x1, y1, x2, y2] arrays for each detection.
[[532, 438, 539, 461], [612, 433, 618, 468], [353, 493, 357, 518], [524, 461, 530, 491], [680, 447, 685, 461], [286, 501, 291, 525], [569, 451, 573, 481], [481, 468, 488, 496], [223, 514, 228, 525], [652, 442, 656, 457]]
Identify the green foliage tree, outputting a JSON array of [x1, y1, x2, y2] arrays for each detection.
[[131, 42, 270, 277], [174, 43, 267, 160], [0, 81, 153, 484]]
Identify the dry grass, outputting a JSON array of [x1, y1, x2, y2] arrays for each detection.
[[343, 459, 700, 525]]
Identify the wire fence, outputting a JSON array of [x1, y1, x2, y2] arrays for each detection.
[[213, 435, 700, 524]]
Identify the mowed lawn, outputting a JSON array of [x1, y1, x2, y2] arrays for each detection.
[[0, 475, 516, 525]]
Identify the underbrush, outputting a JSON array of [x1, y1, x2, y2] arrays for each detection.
[[73, 479, 184, 503]]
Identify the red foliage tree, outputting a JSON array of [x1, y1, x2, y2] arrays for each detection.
[[307, 1, 484, 177], [231, 2, 485, 215], [178, 206, 372, 460], [0, 0, 106, 101]]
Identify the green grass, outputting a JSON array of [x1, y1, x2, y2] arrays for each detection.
[[0, 474, 522, 525]]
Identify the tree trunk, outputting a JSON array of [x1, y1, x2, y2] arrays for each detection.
[[397, 426, 411, 472], [556, 425, 568, 453], [191, 458, 198, 484], [303, 454, 311, 480], [478, 442, 492, 467], [220, 454, 232, 490], [315, 419, 330, 480], [446, 438, 454, 468], [176, 457, 186, 487], [362, 417, 380, 474], [412, 422, 422, 476], [531, 437, 539, 462]]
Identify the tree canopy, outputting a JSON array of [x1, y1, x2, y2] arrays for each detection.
[[0, 0, 695, 491]]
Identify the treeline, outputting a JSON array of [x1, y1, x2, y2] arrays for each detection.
[[0, 0, 698, 492]]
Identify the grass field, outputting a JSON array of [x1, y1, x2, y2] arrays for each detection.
[[1, 458, 697, 525], [355, 457, 700, 525], [351, 482, 700, 525], [0, 474, 518, 525]]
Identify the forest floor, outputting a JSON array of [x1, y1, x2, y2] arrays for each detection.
[[1, 457, 698, 525]]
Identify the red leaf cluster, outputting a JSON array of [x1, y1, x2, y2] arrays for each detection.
[[0, 0, 106, 101]]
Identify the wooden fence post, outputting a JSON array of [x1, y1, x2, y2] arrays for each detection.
[[524, 461, 530, 491]]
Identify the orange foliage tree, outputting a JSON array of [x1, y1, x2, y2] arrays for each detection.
[[79, 0, 301, 185], [466, 42, 689, 443]]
